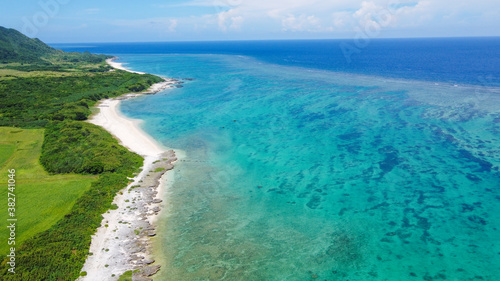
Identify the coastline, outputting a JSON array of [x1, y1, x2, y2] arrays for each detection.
[[79, 59, 179, 280], [106, 57, 146, 74]]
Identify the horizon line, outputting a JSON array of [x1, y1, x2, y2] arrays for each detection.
[[47, 35, 500, 45]]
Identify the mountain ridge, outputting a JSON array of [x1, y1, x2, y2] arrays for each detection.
[[0, 26, 60, 63]]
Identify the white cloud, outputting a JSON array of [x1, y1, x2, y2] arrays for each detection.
[[114, 0, 500, 38], [354, 1, 393, 28], [390, 1, 433, 27], [217, 9, 244, 31], [281, 14, 333, 32], [169, 19, 178, 32], [206, 0, 395, 34], [332, 11, 355, 29]]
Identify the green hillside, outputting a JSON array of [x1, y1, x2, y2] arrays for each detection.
[[0, 26, 162, 128], [0, 26, 58, 63]]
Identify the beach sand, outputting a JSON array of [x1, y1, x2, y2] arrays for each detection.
[[89, 99, 164, 156], [78, 59, 179, 281], [106, 57, 146, 74]]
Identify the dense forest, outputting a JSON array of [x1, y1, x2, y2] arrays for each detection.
[[0, 26, 158, 280], [0, 70, 161, 128]]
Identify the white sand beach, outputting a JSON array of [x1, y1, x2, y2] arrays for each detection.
[[106, 57, 146, 74], [89, 99, 163, 157], [78, 59, 180, 281]]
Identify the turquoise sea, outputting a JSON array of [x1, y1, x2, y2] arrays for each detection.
[[56, 39, 500, 280]]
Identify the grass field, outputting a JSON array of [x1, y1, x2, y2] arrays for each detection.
[[0, 68, 76, 81], [0, 143, 15, 167], [0, 127, 97, 255]]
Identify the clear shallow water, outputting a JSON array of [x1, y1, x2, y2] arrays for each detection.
[[116, 54, 500, 280], [56, 40, 500, 280]]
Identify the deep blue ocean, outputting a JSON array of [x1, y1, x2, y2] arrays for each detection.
[[52, 38, 500, 87], [54, 38, 500, 280]]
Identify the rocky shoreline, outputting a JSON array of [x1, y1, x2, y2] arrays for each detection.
[[121, 150, 177, 280], [79, 151, 177, 281], [79, 63, 184, 280]]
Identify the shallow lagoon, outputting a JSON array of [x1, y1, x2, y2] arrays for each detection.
[[119, 53, 500, 280]]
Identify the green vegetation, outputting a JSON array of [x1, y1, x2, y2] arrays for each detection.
[[0, 26, 58, 63], [0, 143, 15, 167], [0, 125, 142, 280], [0, 27, 162, 129], [117, 270, 134, 281], [0, 26, 110, 67], [41, 121, 142, 174], [2, 173, 135, 280], [0, 128, 96, 256], [0, 63, 162, 128], [0, 26, 158, 280]]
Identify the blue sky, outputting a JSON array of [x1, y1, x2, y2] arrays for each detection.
[[0, 0, 498, 42]]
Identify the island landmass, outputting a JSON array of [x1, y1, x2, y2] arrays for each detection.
[[0, 26, 177, 280]]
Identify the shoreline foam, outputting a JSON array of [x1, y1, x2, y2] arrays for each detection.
[[78, 58, 179, 281]]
